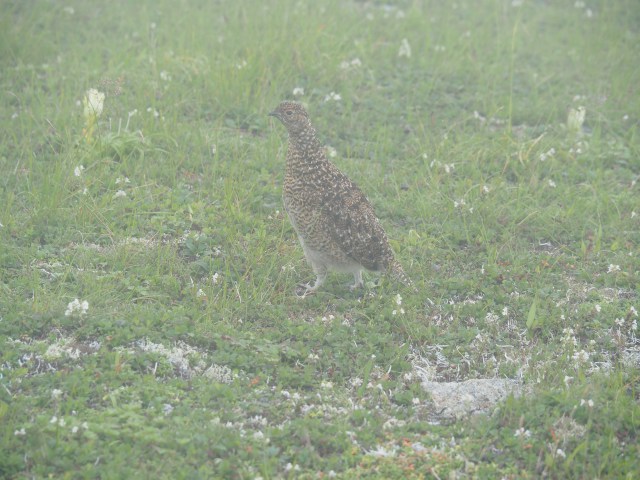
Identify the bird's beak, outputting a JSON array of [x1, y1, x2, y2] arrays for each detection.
[[268, 110, 279, 119]]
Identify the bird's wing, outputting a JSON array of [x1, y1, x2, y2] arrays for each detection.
[[319, 169, 393, 271]]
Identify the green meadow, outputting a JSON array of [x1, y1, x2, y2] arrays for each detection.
[[1, 0, 638, 478]]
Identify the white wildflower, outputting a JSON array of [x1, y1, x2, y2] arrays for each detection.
[[483, 185, 490, 193], [115, 177, 130, 185], [434, 45, 446, 52], [630, 306, 637, 317], [212, 272, 220, 284], [412, 397, 420, 405], [292, 87, 304, 96], [163, 404, 174, 415], [563, 375, 574, 387], [595, 304, 601, 313], [74, 165, 84, 177], [320, 381, 333, 389], [615, 318, 625, 327], [83, 89, 105, 119], [556, 448, 566, 459], [548, 179, 557, 188], [51, 389, 63, 400], [196, 289, 206, 297], [65, 298, 89, 316], [324, 91, 341, 102], [567, 106, 586, 134], [398, 38, 412, 58], [572, 349, 590, 364], [444, 163, 454, 173], [71, 425, 79, 433], [607, 264, 621, 273], [502, 307, 509, 317], [395, 293, 402, 306], [580, 398, 594, 408], [159, 70, 171, 81], [50, 416, 58, 424], [514, 428, 531, 438], [114, 190, 127, 198], [14, 428, 26, 436], [454, 198, 466, 209]]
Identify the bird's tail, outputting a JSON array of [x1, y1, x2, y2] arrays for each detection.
[[389, 260, 418, 293]]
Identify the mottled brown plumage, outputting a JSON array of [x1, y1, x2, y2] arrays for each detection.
[[269, 101, 414, 296]]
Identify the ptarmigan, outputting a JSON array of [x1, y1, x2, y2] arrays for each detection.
[[269, 101, 415, 296]]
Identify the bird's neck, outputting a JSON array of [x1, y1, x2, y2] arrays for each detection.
[[287, 125, 326, 167]]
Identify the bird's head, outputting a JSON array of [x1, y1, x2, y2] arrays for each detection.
[[268, 101, 312, 135]]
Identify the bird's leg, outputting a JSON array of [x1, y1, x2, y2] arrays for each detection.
[[296, 265, 327, 297], [349, 270, 364, 291]]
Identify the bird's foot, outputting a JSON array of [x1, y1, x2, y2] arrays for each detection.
[[295, 282, 317, 298]]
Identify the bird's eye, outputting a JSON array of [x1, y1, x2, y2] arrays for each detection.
[[285, 110, 293, 116]]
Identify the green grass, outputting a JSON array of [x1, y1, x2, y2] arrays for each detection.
[[1, 0, 639, 478]]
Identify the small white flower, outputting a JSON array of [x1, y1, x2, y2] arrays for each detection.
[[320, 381, 333, 389], [146, 107, 160, 118], [159, 70, 171, 81], [74, 165, 84, 177], [615, 318, 625, 327], [83, 89, 105, 118], [548, 179, 557, 188], [514, 428, 531, 438], [51, 389, 63, 399], [163, 404, 174, 415], [326, 146, 337, 158], [454, 198, 466, 209], [115, 177, 130, 185], [623, 114, 629, 121], [631, 319, 637, 331], [395, 293, 402, 306], [398, 38, 412, 58], [212, 272, 220, 284], [434, 45, 446, 52], [502, 307, 509, 317], [82, 422, 89, 430], [196, 288, 206, 297], [580, 398, 594, 408], [50, 416, 58, 424], [58, 417, 66, 427], [65, 298, 89, 316], [585, 8, 593, 17], [412, 397, 420, 405], [63, 6, 75, 15], [392, 310, 397, 315], [595, 304, 601, 313], [564, 375, 574, 387], [556, 448, 566, 459], [567, 106, 586, 133], [14, 428, 26, 436], [444, 163, 454, 173], [292, 87, 304, 96], [632, 211, 637, 218], [607, 264, 621, 273], [631, 306, 638, 317], [572, 349, 590, 364], [114, 190, 127, 198], [482, 185, 490, 194], [236, 60, 247, 69], [324, 91, 341, 102]]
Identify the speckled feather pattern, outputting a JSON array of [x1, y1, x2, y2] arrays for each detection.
[[270, 101, 414, 294]]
